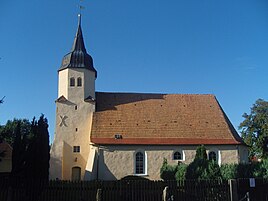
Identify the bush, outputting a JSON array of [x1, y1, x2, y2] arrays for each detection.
[[185, 158, 209, 179], [160, 145, 268, 181], [220, 164, 238, 180], [120, 175, 151, 181], [261, 159, 268, 179], [185, 145, 222, 180], [175, 163, 187, 180], [195, 145, 207, 160], [253, 159, 268, 178], [207, 160, 222, 180], [237, 163, 255, 178], [220, 160, 268, 179], [160, 158, 177, 180]]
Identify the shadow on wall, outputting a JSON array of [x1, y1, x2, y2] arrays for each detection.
[[97, 149, 116, 180], [49, 156, 62, 180], [96, 92, 165, 111]]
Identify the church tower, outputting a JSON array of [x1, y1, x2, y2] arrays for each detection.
[[50, 14, 97, 180]]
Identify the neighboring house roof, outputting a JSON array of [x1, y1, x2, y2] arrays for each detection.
[[0, 142, 12, 158], [91, 92, 243, 145]]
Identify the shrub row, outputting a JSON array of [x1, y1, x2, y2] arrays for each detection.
[[160, 145, 268, 180], [160, 158, 268, 180]]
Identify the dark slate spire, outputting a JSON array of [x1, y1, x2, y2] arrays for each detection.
[[59, 14, 97, 77]]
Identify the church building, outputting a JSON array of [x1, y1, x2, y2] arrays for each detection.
[[50, 15, 248, 181]]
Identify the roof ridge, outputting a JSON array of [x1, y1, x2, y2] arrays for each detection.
[[96, 91, 215, 96]]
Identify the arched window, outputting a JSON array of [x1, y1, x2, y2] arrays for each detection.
[[135, 152, 145, 174], [72, 167, 81, 181], [77, 77, 82, 87], [70, 77, 75, 87], [208, 151, 217, 162], [173, 151, 182, 160]]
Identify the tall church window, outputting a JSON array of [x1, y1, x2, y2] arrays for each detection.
[[77, 77, 82, 87], [135, 151, 146, 174], [70, 77, 75, 87]]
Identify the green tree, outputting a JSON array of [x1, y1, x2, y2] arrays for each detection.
[[0, 119, 31, 147], [25, 115, 50, 179], [5, 115, 50, 179], [175, 163, 187, 180], [220, 164, 238, 180], [11, 122, 28, 177], [160, 158, 176, 180], [195, 145, 207, 160], [185, 145, 222, 180], [239, 99, 268, 159]]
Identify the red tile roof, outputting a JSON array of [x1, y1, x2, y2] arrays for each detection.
[[91, 92, 243, 145]]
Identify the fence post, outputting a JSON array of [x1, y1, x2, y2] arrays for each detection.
[[96, 188, 102, 201], [229, 179, 238, 201], [162, 186, 168, 201]]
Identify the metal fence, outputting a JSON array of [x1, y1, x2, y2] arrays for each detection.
[[0, 177, 266, 201], [237, 178, 268, 201]]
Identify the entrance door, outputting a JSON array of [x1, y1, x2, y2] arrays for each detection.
[[72, 167, 81, 181]]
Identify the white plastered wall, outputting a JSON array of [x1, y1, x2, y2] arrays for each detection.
[[97, 144, 246, 181]]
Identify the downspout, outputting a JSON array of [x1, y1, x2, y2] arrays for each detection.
[[96, 145, 99, 180]]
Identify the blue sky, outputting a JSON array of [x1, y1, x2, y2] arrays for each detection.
[[1, 0, 268, 143]]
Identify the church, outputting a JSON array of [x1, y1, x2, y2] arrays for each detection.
[[50, 15, 248, 181]]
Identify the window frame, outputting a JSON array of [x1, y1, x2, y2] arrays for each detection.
[[73, 146, 80, 153], [77, 77, 82, 87], [134, 150, 147, 176], [70, 77, 75, 87], [172, 150, 185, 161], [208, 149, 221, 166]]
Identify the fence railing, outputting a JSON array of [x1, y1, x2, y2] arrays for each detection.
[[0, 177, 267, 201]]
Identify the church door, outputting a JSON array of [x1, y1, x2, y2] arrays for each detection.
[[72, 167, 81, 181]]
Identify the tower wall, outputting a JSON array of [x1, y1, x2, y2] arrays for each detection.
[[58, 68, 96, 101], [50, 68, 96, 180]]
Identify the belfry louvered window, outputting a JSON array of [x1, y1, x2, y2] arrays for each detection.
[[77, 77, 82, 87], [70, 77, 75, 87]]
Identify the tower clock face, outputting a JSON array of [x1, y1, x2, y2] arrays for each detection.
[[59, 115, 68, 127]]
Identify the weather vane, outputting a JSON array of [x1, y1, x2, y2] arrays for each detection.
[[78, 0, 85, 17]]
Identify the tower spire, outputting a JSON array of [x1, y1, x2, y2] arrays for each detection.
[[59, 7, 97, 77]]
